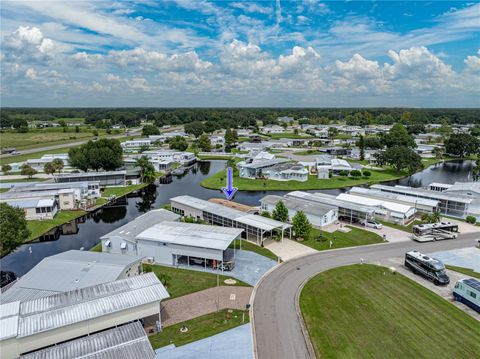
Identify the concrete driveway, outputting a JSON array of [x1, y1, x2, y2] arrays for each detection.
[[428, 247, 480, 272], [175, 250, 277, 286], [264, 238, 317, 261]]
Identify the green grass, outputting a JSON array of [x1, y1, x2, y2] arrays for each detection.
[[378, 219, 421, 233], [300, 264, 480, 359], [90, 242, 102, 252], [0, 129, 107, 150], [446, 265, 480, 279], [27, 210, 87, 241], [197, 155, 233, 160], [294, 149, 323, 155], [0, 177, 49, 183], [300, 226, 384, 251], [148, 309, 249, 349], [268, 132, 312, 139], [201, 169, 407, 191], [102, 183, 147, 197], [0, 147, 75, 165], [144, 264, 251, 299], [228, 239, 278, 261], [0, 188, 9, 193]]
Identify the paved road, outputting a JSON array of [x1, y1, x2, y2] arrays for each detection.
[[252, 233, 480, 359]]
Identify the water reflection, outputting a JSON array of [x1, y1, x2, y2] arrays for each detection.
[[1, 159, 474, 277]]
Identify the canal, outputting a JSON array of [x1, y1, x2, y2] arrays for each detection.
[[1, 159, 475, 277]]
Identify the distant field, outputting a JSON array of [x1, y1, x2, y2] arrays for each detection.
[[301, 264, 480, 359], [1, 129, 97, 150], [0, 147, 76, 165]]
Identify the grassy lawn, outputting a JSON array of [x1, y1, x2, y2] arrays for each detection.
[[102, 183, 147, 197], [300, 264, 480, 359], [27, 210, 87, 241], [143, 264, 251, 299], [0, 188, 9, 193], [0, 129, 102, 150], [201, 168, 406, 191], [228, 239, 278, 261], [197, 155, 234, 160], [149, 309, 249, 349], [300, 226, 384, 251], [0, 177, 49, 183], [294, 149, 323, 155], [378, 219, 421, 233], [0, 147, 76, 166], [446, 265, 480, 279], [90, 242, 102, 252], [268, 132, 312, 139]]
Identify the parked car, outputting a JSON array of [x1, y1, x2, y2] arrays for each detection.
[[361, 220, 383, 229]]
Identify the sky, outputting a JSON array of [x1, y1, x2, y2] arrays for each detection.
[[1, 0, 479, 108]]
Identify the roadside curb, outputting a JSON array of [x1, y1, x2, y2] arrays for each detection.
[[295, 277, 317, 359]]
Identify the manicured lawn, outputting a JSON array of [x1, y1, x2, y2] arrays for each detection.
[[300, 226, 384, 251], [379, 219, 421, 233], [201, 167, 406, 191], [198, 155, 234, 160], [0, 188, 9, 193], [143, 264, 251, 299], [102, 183, 147, 197], [300, 264, 480, 359], [446, 265, 480, 279], [148, 309, 249, 349], [27, 210, 87, 240], [228, 239, 278, 261], [294, 149, 323, 155]]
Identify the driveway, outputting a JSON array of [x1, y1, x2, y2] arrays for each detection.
[[347, 222, 411, 243], [264, 238, 317, 261], [175, 250, 277, 286], [382, 255, 480, 321], [428, 247, 480, 272], [156, 323, 252, 359], [162, 286, 252, 327]]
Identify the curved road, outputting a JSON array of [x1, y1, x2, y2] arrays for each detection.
[[252, 234, 479, 359]]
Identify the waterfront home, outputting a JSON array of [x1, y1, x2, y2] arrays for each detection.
[[316, 155, 357, 176], [1, 198, 58, 220], [54, 170, 140, 186], [260, 194, 338, 227]]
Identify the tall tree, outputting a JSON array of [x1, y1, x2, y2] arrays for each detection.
[[68, 139, 123, 172], [224, 128, 235, 152], [358, 135, 365, 161], [142, 124, 160, 136], [43, 162, 56, 175], [0, 203, 30, 256], [383, 123, 416, 148], [20, 164, 37, 178], [444, 134, 479, 157], [198, 133, 212, 152], [184, 121, 205, 138], [51, 158, 64, 173], [292, 211, 312, 239], [1, 164, 12, 175], [169, 136, 188, 151], [375, 146, 423, 174], [272, 201, 289, 222], [135, 156, 156, 183]]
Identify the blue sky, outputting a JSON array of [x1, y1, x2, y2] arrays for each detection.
[[1, 1, 479, 107]]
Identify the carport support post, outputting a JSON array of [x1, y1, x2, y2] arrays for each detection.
[[281, 228, 284, 242]]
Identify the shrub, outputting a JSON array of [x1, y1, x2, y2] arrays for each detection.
[[350, 170, 361, 177], [339, 170, 349, 176], [362, 170, 371, 177], [466, 215, 477, 224]]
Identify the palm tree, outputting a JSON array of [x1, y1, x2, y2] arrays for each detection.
[[135, 156, 156, 184]]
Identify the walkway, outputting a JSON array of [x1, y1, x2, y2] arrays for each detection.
[[155, 324, 252, 359], [264, 238, 317, 261], [324, 221, 412, 243], [162, 286, 252, 327]]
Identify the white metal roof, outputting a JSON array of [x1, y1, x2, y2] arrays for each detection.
[[1, 250, 143, 304], [0, 301, 20, 340], [260, 195, 336, 217], [136, 221, 243, 250], [287, 191, 375, 214], [371, 184, 473, 204], [16, 273, 168, 338], [349, 187, 439, 208], [101, 209, 180, 242], [336, 193, 413, 214], [171, 195, 290, 231], [445, 181, 480, 195], [19, 321, 155, 359]]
